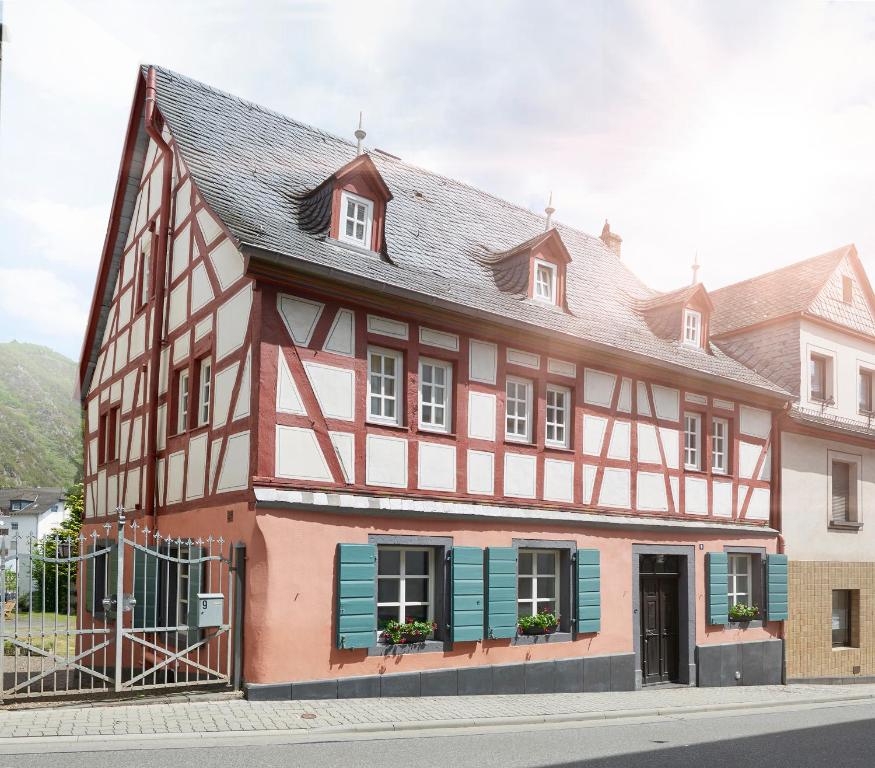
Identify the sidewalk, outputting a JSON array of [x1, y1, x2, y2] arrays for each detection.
[[1, 683, 874, 744]]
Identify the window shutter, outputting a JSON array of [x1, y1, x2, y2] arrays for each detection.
[[832, 462, 850, 523], [133, 546, 158, 629], [706, 552, 729, 625], [576, 548, 601, 634], [336, 543, 376, 649], [766, 554, 788, 622], [486, 547, 517, 639], [186, 545, 204, 646], [84, 543, 95, 615], [450, 546, 484, 642]]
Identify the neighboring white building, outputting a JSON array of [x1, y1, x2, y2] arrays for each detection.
[[0, 487, 69, 547]]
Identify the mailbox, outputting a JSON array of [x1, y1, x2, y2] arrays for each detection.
[[196, 593, 224, 628]]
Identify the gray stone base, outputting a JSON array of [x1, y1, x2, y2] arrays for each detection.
[[245, 652, 636, 701], [696, 639, 783, 687], [789, 675, 875, 685]]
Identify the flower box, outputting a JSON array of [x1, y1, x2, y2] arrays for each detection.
[[517, 611, 559, 636], [379, 619, 436, 646]]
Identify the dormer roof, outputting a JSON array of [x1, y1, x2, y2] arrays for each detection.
[[634, 282, 713, 313], [478, 228, 571, 299]]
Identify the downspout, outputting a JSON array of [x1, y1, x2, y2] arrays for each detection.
[[143, 66, 173, 531]]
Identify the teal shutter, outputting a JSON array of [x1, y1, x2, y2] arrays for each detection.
[[706, 552, 729, 625], [450, 546, 484, 642], [336, 544, 376, 649], [576, 548, 601, 634], [133, 546, 158, 629], [186, 545, 204, 645], [486, 547, 517, 639], [766, 554, 788, 621]]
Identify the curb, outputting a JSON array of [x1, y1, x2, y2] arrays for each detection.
[[0, 692, 873, 751]]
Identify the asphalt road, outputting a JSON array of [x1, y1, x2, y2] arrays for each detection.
[[4, 700, 875, 767]]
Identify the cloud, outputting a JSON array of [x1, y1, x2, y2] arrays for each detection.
[[0, 268, 89, 340]]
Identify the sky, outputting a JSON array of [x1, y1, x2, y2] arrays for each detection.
[[2, 0, 875, 361]]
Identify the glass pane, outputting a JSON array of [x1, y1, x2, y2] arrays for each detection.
[[518, 577, 532, 600], [433, 405, 444, 425], [537, 600, 556, 614], [404, 604, 428, 622], [384, 357, 395, 376], [385, 377, 395, 397], [518, 552, 533, 574], [378, 606, 398, 629], [371, 354, 382, 374], [405, 578, 428, 603], [518, 602, 534, 618], [370, 395, 381, 414], [347, 200, 355, 218], [378, 579, 400, 603], [378, 549, 400, 575], [370, 373, 382, 394], [405, 550, 429, 575], [539, 578, 556, 599], [345, 220, 354, 237], [355, 223, 364, 240], [422, 365, 432, 384], [385, 399, 395, 418], [422, 404, 432, 422], [422, 384, 432, 403], [537, 553, 555, 575]]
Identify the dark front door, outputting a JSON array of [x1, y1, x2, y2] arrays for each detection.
[[639, 555, 680, 684]]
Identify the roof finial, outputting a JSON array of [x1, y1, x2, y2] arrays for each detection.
[[544, 191, 555, 231], [354, 111, 366, 156], [691, 251, 700, 285]]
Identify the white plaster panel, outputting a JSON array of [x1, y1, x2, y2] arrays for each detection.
[[216, 283, 252, 362], [124, 468, 141, 511], [583, 464, 597, 505], [97, 469, 107, 517], [167, 277, 188, 332], [303, 361, 355, 421], [275, 352, 304, 416], [186, 433, 208, 500], [276, 426, 333, 482], [196, 207, 224, 245], [148, 161, 163, 219], [194, 315, 213, 342], [129, 314, 146, 359], [466, 450, 494, 495], [713, 480, 733, 518], [637, 423, 661, 464], [118, 288, 132, 330], [547, 358, 576, 378], [329, 431, 355, 483], [659, 428, 680, 469], [213, 361, 239, 429], [652, 385, 680, 421], [670, 475, 679, 510], [367, 314, 408, 340], [365, 434, 408, 488], [324, 309, 355, 356], [217, 431, 250, 492], [156, 404, 167, 451], [747, 487, 771, 520], [503, 453, 536, 499], [759, 446, 771, 481], [85, 481, 95, 519], [637, 472, 668, 511], [106, 473, 118, 518], [469, 340, 497, 385], [582, 414, 608, 455], [110, 380, 122, 404], [583, 368, 616, 407], [599, 467, 631, 509], [114, 330, 129, 374], [159, 347, 169, 396], [607, 420, 631, 460], [209, 438, 222, 494], [713, 399, 735, 411], [507, 348, 540, 369], [129, 417, 142, 462], [166, 450, 185, 505], [617, 377, 632, 413], [173, 330, 190, 364], [740, 405, 771, 439], [233, 347, 251, 421], [738, 441, 762, 479], [544, 459, 574, 503], [419, 326, 459, 352], [684, 392, 707, 405], [418, 442, 457, 492], [157, 459, 165, 506], [190, 262, 214, 313], [176, 178, 192, 223], [88, 439, 97, 475], [87, 398, 99, 434], [209, 238, 245, 292], [277, 294, 323, 346], [171, 223, 191, 282], [467, 391, 496, 441], [119, 421, 130, 463], [684, 476, 708, 515]]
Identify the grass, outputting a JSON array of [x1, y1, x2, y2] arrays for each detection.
[[2, 612, 79, 657]]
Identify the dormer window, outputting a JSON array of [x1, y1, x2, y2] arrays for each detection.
[[683, 309, 702, 347], [340, 190, 373, 248], [533, 260, 557, 304]]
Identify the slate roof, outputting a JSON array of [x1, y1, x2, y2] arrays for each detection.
[[0, 489, 66, 516], [145, 65, 786, 397], [709, 246, 851, 336]]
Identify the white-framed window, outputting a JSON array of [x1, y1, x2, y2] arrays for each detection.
[[684, 412, 701, 470], [859, 369, 874, 414], [177, 369, 190, 434], [518, 549, 559, 617], [368, 347, 403, 425], [831, 459, 857, 524], [683, 309, 702, 347], [339, 190, 374, 249], [727, 553, 753, 607], [832, 590, 854, 647], [533, 260, 557, 304], [809, 353, 833, 403], [505, 376, 533, 442], [545, 385, 570, 448], [377, 546, 434, 630], [711, 417, 729, 474], [198, 358, 212, 427], [418, 358, 452, 433]]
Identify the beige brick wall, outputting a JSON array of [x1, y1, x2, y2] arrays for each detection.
[[787, 561, 875, 680]]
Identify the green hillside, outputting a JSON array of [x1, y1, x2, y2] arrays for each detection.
[[0, 342, 82, 488]]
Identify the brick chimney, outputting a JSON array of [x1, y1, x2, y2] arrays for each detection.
[[600, 220, 622, 258]]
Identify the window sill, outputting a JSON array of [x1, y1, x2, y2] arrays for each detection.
[[832, 645, 858, 652], [417, 427, 456, 438], [368, 640, 447, 656], [829, 521, 863, 531], [503, 438, 535, 448], [366, 419, 407, 432], [511, 631, 572, 646], [544, 444, 574, 453], [727, 619, 763, 629]]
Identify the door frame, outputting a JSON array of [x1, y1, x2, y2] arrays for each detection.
[[632, 544, 696, 688]]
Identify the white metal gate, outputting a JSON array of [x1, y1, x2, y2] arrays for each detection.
[[0, 514, 241, 701]]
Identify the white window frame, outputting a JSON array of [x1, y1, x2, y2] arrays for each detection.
[[533, 259, 557, 304], [684, 412, 702, 470], [376, 546, 435, 633], [859, 367, 874, 415], [505, 376, 533, 443], [727, 553, 753, 607], [418, 358, 452, 433], [177, 370, 190, 434], [683, 308, 702, 347], [808, 351, 834, 404], [829, 451, 861, 525], [367, 346, 403, 426], [545, 384, 570, 448], [517, 548, 560, 617], [338, 190, 374, 249], [198, 358, 212, 427], [711, 417, 729, 474]]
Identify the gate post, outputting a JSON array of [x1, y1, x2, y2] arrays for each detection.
[[114, 510, 126, 692], [231, 542, 246, 691]]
